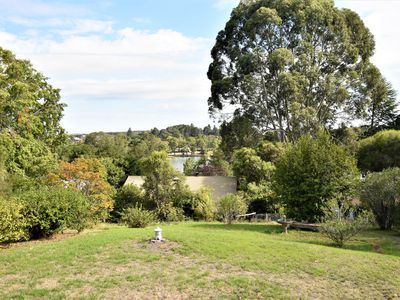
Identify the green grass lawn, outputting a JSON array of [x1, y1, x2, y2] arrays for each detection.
[[1, 222, 399, 299]]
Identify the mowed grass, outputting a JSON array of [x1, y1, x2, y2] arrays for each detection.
[[1, 222, 400, 299]]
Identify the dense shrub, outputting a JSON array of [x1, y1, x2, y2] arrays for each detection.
[[192, 188, 216, 221], [360, 168, 400, 230], [320, 215, 370, 247], [0, 197, 29, 243], [114, 185, 145, 216], [120, 205, 156, 228], [18, 187, 91, 239], [245, 182, 280, 214], [232, 148, 275, 190], [357, 130, 400, 172], [256, 141, 283, 163], [48, 158, 115, 222], [155, 202, 185, 222], [274, 132, 358, 222], [175, 188, 216, 221], [218, 193, 248, 224]]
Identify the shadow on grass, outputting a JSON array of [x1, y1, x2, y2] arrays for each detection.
[[190, 222, 400, 257], [190, 222, 284, 234]]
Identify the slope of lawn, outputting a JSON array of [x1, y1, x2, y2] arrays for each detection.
[[1, 222, 399, 299]]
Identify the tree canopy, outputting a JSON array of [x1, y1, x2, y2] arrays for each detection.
[[0, 47, 66, 147], [208, 0, 397, 141]]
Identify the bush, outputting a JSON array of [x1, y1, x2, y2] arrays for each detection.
[[357, 130, 400, 173], [18, 187, 91, 239], [320, 214, 370, 247], [218, 193, 248, 224], [360, 168, 400, 230], [120, 205, 156, 228], [245, 182, 280, 214], [155, 202, 185, 222], [274, 131, 358, 222], [113, 185, 145, 217], [192, 188, 216, 221], [0, 197, 29, 243]]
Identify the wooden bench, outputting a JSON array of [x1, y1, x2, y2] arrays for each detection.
[[277, 220, 320, 234]]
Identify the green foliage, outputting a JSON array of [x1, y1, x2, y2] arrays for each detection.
[[192, 188, 216, 221], [360, 64, 398, 132], [48, 158, 115, 222], [274, 132, 359, 222], [357, 130, 400, 172], [245, 182, 279, 214], [360, 168, 400, 230], [0, 197, 28, 243], [320, 215, 370, 248], [0, 47, 66, 148], [140, 151, 183, 208], [16, 186, 91, 239], [100, 157, 127, 187], [232, 147, 275, 190], [114, 184, 145, 216], [56, 142, 97, 162], [130, 133, 169, 159], [195, 149, 232, 176], [0, 133, 57, 178], [120, 205, 156, 228], [208, 0, 389, 142], [85, 132, 129, 159], [177, 188, 216, 221], [218, 193, 248, 224], [183, 157, 197, 176], [155, 202, 185, 222], [220, 115, 263, 159], [256, 141, 283, 163]]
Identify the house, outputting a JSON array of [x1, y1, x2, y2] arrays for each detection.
[[124, 176, 237, 200]]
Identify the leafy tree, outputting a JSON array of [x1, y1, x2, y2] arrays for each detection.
[[245, 182, 279, 213], [129, 133, 169, 158], [48, 158, 114, 221], [196, 150, 232, 176], [0, 132, 57, 178], [208, 0, 389, 142], [360, 168, 400, 230], [256, 141, 283, 163], [57, 142, 97, 162], [0, 47, 66, 147], [84, 132, 129, 159], [218, 193, 248, 224], [320, 214, 370, 247], [274, 132, 358, 222], [127, 127, 134, 137], [140, 151, 184, 210], [113, 184, 145, 216], [220, 115, 263, 159], [359, 64, 398, 134], [357, 130, 400, 173], [183, 157, 197, 176], [232, 147, 274, 190], [100, 157, 127, 187]]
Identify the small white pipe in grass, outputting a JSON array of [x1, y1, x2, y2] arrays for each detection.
[[154, 227, 162, 241]]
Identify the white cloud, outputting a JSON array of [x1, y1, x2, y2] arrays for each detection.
[[0, 24, 214, 133]]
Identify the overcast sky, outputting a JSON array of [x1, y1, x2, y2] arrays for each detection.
[[0, 0, 398, 133]]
